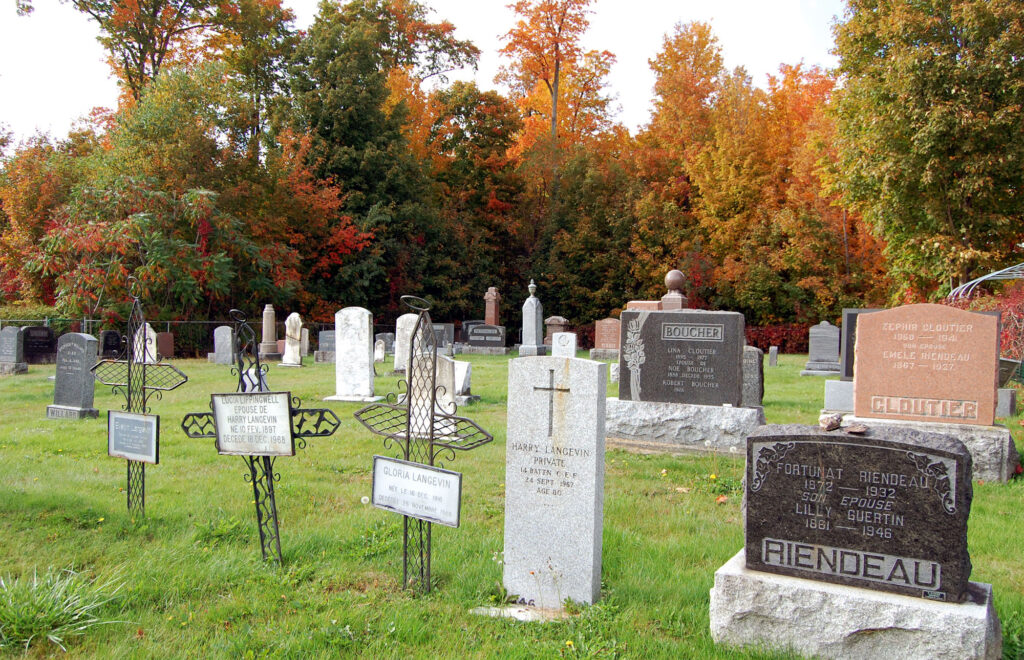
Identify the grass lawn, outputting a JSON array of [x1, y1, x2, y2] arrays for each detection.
[[0, 351, 1022, 658]]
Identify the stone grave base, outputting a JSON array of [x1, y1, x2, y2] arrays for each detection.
[[518, 345, 547, 356], [588, 348, 618, 361], [605, 398, 766, 454], [46, 405, 99, 420], [314, 350, 335, 363], [455, 394, 480, 406], [0, 362, 28, 375], [324, 394, 383, 403], [823, 379, 853, 412], [997, 388, 1017, 418], [460, 346, 511, 355], [844, 415, 1019, 482], [709, 550, 1001, 660], [278, 362, 302, 368], [469, 606, 569, 622], [259, 352, 282, 361], [801, 360, 841, 376]]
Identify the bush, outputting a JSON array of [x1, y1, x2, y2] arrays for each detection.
[[745, 323, 808, 354]]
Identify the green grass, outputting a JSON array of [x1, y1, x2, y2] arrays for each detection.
[[0, 352, 1021, 658]]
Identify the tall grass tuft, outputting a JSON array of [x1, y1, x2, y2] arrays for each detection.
[[0, 568, 123, 652]]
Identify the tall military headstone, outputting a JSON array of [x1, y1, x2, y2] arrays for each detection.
[[519, 279, 546, 356], [504, 356, 606, 609], [47, 333, 99, 419]]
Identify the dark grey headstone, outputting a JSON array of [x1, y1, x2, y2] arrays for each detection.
[[47, 333, 99, 419], [460, 320, 484, 343], [467, 324, 506, 347], [745, 425, 972, 602], [156, 332, 174, 359], [618, 309, 745, 406], [742, 346, 764, 407], [432, 323, 455, 347], [802, 321, 840, 374], [319, 330, 335, 352], [23, 326, 56, 364], [100, 330, 122, 358], [840, 308, 882, 380], [0, 326, 25, 364]]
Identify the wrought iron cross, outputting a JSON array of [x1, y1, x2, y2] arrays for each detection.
[[354, 296, 492, 593], [534, 368, 570, 437], [91, 278, 187, 517], [180, 309, 341, 563]]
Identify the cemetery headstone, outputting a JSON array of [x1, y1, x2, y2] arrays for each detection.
[[374, 339, 386, 363], [99, 330, 122, 358], [258, 304, 281, 360], [156, 331, 173, 359], [768, 345, 779, 367], [209, 326, 233, 364], [281, 312, 303, 366], [432, 323, 455, 348], [132, 323, 158, 363], [741, 345, 764, 408], [801, 320, 841, 375], [454, 360, 473, 397], [552, 332, 577, 357], [315, 329, 335, 363], [609, 362, 619, 383], [504, 355, 606, 609], [660, 269, 689, 310], [854, 304, 998, 426], [467, 324, 506, 348], [0, 326, 27, 375], [520, 279, 546, 356], [617, 309, 745, 406], [326, 307, 381, 402], [375, 332, 395, 354], [841, 308, 882, 380], [484, 286, 502, 326], [23, 326, 57, 364], [460, 321, 484, 343], [590, 317, 620, 360], [300, 327, 309, 357], [544, 316, 567, 345], [47, 333, 99, 419], [394, 313, 419, 373]]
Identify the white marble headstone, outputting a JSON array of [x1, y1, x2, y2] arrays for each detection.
[[393, 313, 418, 373], [503, 356, 606, 609], [326, 307, 381, 402], [453, 360, 471, 395], [551, 332, 577, 358], [374, 339, 386, 363], [281, 312, 303, 366], [132, 323, 158, 363]]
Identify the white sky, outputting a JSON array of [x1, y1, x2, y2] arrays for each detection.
[[0, 0, 846, 144]]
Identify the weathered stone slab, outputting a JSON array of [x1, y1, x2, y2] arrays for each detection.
[[484, 287, 502, 326], [741, 346, 763, 408], [746, 424, 972, 601], [802, 321, 841, 375], [0, 326, 27, 374], [551, 332, 577, 357], [319, 330, 336, 352], [375, 332, 395, 354], [393, 313, 418, 373], [710, 550, 1001, 660], [504, 356, 605, 609], [325, 307, 381, 402], [374, 339, 385, 363], [618, 309, 744, 406], [768, 345, 778, 366], [300, 327, 309, 357], [280, 313, 302, 366], [997, 388, 1016, 418], [824, 379, 854, 412], [433, 323, 455, 348], [853, 304, 999, 426], [589, 348, 618, 361], [208, 325, 233, 364], [841, 308, 882, 380], [258, 304, 281, 359], [606, 398, 764, 454], [133, 323, 157, 363], [47, 333, 98, 419], [843, 416, 1018, 483], [23, 326, 56, 364]]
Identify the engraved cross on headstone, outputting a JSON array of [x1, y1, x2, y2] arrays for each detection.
[[91, 279, 188, 517], [534, 368, 570, 437]]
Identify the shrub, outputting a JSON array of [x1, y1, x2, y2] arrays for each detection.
[[745, 323, 808, 353]]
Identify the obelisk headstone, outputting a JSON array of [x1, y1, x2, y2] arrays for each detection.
[[258, 304, 281, 360], [503, 356, 606, 609], [519, 280, 546, 356]]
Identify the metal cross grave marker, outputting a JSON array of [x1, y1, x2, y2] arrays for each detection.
[[355, 296, 493, 593], [180, 309, 341, 563], [92, 278, 187, 517]]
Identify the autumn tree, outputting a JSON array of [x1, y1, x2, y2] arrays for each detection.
[[832, 0, 1024, 299]]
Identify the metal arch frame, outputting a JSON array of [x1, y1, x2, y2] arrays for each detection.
[[948, 262, 1024, 300]]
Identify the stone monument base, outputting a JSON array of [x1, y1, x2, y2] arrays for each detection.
[[605, 398, 766, 454], [455, 394, 480, 406], [844, 415, 1019, 482], [470, 605, 569, 622], [278, 361, 303, 368], [710, 550, 1001, 660], [0, 362, 28, 375], [588, 348, 618, 361], [314, 350, 335, 364], [461, 346, 511, 355], [259, 352, 282, 361], [46, 405, 99, 419], [801, 360, 841, 376], [518, 345, 547, 356], [823, 379, 853, 412], [324, 394, 383, 403]]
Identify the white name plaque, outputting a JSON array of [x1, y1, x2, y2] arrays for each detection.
[[108, 411, 159, 464], [372, 456, 462, 527], [212, 392, 294, 456]]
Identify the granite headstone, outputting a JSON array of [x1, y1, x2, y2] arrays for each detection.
[[484, 286, 502, 326], [46, 333, 99, 419], [590, 317, 620, 360], [768, 345, 779, 367], [552, 332, 577, 357], [544, 316, 567, 346], [0, 326, 27, 375], [467, 324, 506, 347], [22, 326, 57, 364], [315, 329, 335, 363], [156, 331, 173, 359], [741, 345, 764, 408], [801, 321, 841, 375], [210, 326, 233, 365], [841, 308, 882, 380], [520, 280, 546, 356], [504, 356, 606, 609]]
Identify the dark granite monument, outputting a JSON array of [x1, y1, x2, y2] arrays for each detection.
[[617, 309, 744, 406], [0, 326, 27, 375], [745, 425, 972, 602], [23, 326, 57, 364], [156, 331, 174, 359], [467, 324, 506, 347], [460, 321, 484, 343], [47, 333, 99, 419], [99, 330, 122, 358], [840, 308, 882, 380]]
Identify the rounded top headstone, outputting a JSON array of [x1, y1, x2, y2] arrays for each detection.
[[528, 279, 537, 297], [665, 269, 685, 293]]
